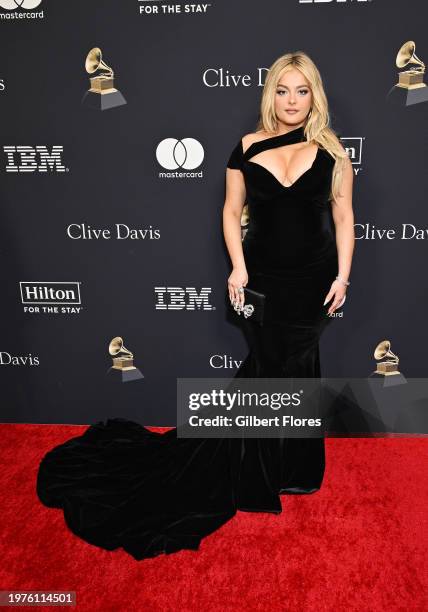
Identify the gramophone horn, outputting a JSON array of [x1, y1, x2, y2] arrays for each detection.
[[241, 203, 250, 227], [396, 41, 425, 70], [374, 340, 390, 359], [108, 336, 133, 359], [85, 47, 114, 78], [374, 340, 398, 363]]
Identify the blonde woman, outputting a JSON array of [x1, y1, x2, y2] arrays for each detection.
[[223, 50, 354, 500], [36, 51, 354, 561]]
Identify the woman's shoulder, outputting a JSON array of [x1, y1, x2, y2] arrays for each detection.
[[227, 130, 274, 169], [241, 131, 272, 154]]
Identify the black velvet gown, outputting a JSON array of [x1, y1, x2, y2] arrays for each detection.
[[36, 125, 338, 560]]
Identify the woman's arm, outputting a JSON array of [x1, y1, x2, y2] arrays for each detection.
[[223, 166, 248, 309], [324, 155, 355, 315]]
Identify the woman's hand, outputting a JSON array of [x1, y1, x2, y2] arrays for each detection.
[[323, 279, 347, 315], [228, 266, 248, 311]]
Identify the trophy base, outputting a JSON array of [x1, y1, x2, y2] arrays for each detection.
[[81, 89, 127, 111], [106, 366, 144, 382], [369, 371, 407, 387], [386, 84, 428, 106]]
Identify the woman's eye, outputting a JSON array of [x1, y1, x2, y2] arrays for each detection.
[[276, 89, 309, 95]]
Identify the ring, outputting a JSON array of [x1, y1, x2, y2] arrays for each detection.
[[238, 287, 244, 293]]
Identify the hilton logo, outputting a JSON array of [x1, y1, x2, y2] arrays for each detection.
[[3, 146, 68, 173], [155, 287, 215, 311], [138, 1, 212, 16], [20, 282, 82, 314], [340, 137, 364, 176]]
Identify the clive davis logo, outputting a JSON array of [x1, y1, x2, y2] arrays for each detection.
[[3, 146, 68, 173], [155, 287, 214, 310], [156, 138, 204, 179], [20, 282, 82, 314], [0, 0, 44, 19]]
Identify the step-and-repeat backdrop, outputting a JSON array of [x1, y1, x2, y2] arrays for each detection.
[[1, 0, 427, 425]]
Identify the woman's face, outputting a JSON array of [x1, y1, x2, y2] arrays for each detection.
[[274, 68, 312, 127]]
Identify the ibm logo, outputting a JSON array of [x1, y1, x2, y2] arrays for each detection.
[[3, 145, 68, 173], [155, 287, 215, 311]]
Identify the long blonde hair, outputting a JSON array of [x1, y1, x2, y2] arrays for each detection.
[[255, 51, 348, 203]]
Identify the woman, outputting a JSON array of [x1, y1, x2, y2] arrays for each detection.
[[36, 51, 354, 560], [223, 51, 354, 500]]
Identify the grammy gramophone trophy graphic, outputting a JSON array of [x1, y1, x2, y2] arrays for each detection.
[[387, 40, 428, 106], [81, 47, 127, 111], [241, 203, 250, 241], [106, 336, 144, 382], [370, 339, 406, 386]]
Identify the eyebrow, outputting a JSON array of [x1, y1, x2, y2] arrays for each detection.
[[277, 83, 309, 88]]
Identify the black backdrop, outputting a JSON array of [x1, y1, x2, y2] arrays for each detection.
[[1, 0, 427, 425]]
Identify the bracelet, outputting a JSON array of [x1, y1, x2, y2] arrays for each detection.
[[336, 275, 350, 287]]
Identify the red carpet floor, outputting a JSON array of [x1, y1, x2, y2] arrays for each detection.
[[0, 424, 427, 612]]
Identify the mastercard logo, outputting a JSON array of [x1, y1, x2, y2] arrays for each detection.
[[156, 138, 204, 170], [0, 0, 42, 8]]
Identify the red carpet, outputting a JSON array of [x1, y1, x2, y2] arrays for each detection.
[[0, 424, 427, 612]]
